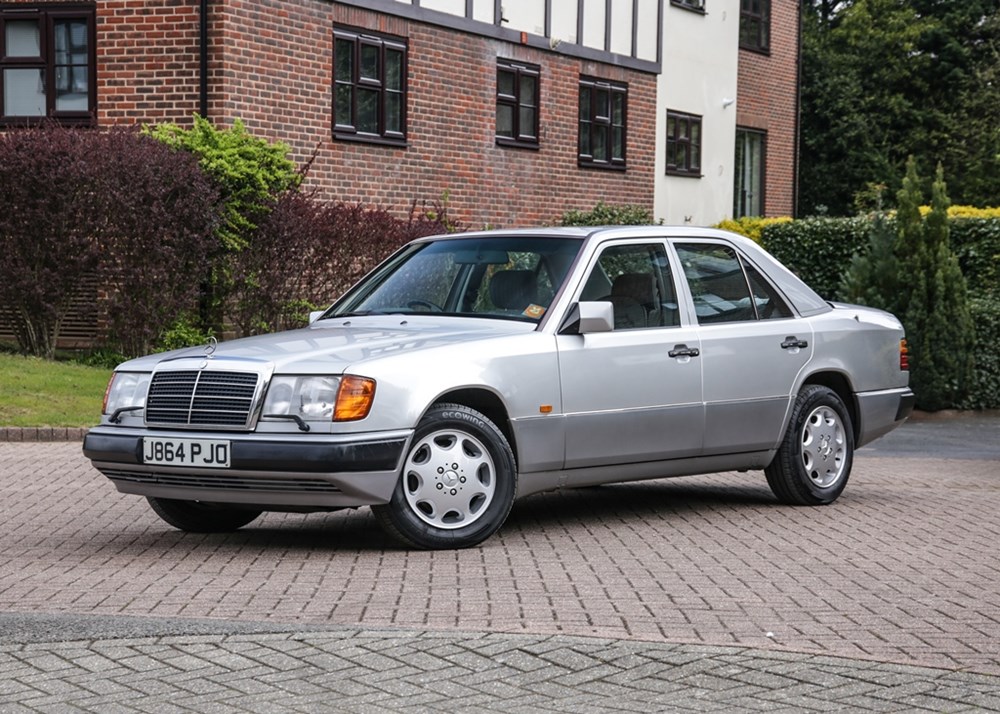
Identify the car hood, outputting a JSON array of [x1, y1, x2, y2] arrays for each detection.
[[115, 316, 536, 375]]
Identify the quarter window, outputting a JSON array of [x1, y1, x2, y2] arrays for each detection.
[[675, 243, 791, 324], [578, 77, 627, 169], [739, 0, 770, 52], [0, 6, 95, 125], [665, 110, 702, 177], [496, 60, 539, 148], [333, 27, 407, 144]]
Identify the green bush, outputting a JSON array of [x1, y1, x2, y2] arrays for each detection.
[[714, 216, 791, 244], [950, 217, 1000, 299], [758, 217, 869, 299], [558, 202, 653, 226], [962, 296, 1000, 409]]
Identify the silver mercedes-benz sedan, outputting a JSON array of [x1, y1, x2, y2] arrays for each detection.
[[83, 226, 914, 549]]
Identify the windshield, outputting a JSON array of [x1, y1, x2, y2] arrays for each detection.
[[326, 235, 583, 323]]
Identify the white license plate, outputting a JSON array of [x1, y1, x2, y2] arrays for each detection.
[[142, 437, 231, 468]]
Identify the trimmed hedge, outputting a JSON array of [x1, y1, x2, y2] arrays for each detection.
[[963, 296, 1000, 410], [758, 217, 869, 299]]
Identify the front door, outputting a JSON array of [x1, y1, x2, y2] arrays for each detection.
[[557, 241, 704, 469]]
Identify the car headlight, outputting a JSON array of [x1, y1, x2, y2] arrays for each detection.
[[103, 371, 151, 416], [262, 375, 376, 423]]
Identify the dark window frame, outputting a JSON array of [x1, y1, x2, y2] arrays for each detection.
[[332, 25, 408, 146], [496, 59, 540, 149], [0, 4, 96, 126], [671, 0, 706, 14], [665, 109, 702, 177], [578, 76, 627, 171], [739, 0, 770, 53]]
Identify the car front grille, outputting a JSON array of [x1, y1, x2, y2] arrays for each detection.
[[145, 370, 260, 429]]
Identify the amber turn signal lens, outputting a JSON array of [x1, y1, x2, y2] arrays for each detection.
[[899, 339, 910, 371], [333, 376, 376, 421]]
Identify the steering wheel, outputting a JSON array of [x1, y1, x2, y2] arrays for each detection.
[[407, 299, 444, 312]]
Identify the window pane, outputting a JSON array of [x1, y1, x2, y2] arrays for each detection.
[[579, 121, 591, 155], [356, 87, 378, 132], [3, 68, 45, 116], [745, 261, 792, 319], [498, 68, 515, 97], [612, 93, 624, 124], [519, 106, 535, 137], [385, 92, 402, 133], [519, 74, 536, 104], [579, 86, 591, 121], [5, 20, 40, 57], [497, 104, 514, 137], [335, 84, 353, 125], [676, 244, 755, 324], [335, 39, 353, 81], [360, 44, 379, 81], [592, 124, 608, 161], [691, 144, 700, 170], [596, 88, 609, 119], [385, 49, 402, 91], [56, 67, 88, 111], [612, 127, 624, 160]]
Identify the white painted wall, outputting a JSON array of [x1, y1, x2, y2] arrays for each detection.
[[654, 2, 739, 226]]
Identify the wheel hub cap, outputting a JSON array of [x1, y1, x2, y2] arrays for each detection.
[[800, 406, 847, 489]]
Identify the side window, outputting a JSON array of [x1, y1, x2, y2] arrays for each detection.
[[580, 243, 679, 329], [676, 243, 792, 323]]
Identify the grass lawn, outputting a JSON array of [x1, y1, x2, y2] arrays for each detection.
[[0, 354, 110, 427]]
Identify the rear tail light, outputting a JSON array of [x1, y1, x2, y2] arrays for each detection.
[[899, 339, 910, 371]]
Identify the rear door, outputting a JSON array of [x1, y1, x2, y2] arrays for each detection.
[[672, 241, 812, 455]]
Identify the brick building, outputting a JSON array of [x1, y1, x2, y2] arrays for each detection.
[[1, 0, 663, 228]]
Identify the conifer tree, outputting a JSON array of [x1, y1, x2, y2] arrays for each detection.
[[894, 158, 974, 410]]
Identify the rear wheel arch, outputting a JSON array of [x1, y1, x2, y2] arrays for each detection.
[[800, 371, 859, 444]]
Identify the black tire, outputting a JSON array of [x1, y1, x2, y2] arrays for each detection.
[[146, 497, 262, 532], [372, 403, 517, 549], [765, 385, 854, 505]]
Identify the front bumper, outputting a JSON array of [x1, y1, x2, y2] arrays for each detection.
[[83, 426, 410, 509]]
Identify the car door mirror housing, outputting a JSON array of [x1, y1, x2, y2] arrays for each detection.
[[560, 301, 615, 335], [308, 310, 325, 324]]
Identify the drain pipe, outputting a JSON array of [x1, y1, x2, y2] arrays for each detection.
[[199, 0, 209, 117]]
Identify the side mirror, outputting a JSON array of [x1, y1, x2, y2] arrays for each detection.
[[308, 310, 325, 324], [559, 301, 614, 335]]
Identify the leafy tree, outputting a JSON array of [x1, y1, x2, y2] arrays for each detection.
[[838, 212, 898, 308], [799, 0, 1000, 215]]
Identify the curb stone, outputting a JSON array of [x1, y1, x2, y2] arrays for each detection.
[[0, 427, 88, 442]]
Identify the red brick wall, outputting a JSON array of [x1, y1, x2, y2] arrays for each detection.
[[98, 0, 203, 125], [736, 0, 799, 218]]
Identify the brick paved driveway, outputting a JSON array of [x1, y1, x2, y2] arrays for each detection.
[[1, 439, 999, 710]]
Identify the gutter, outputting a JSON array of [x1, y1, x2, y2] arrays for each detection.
[[199, 0, 209, 117]]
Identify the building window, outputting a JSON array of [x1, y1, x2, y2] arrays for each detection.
[[665, 110, 701, 177], [578, 77, 627, 169], [671, 0, 706, 13], [333, 27, 407, 145], [496, 60, 539, 148], [734, 128, 765, 218], [739, 0, 770, 52], [0, 6, 95, 125]]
